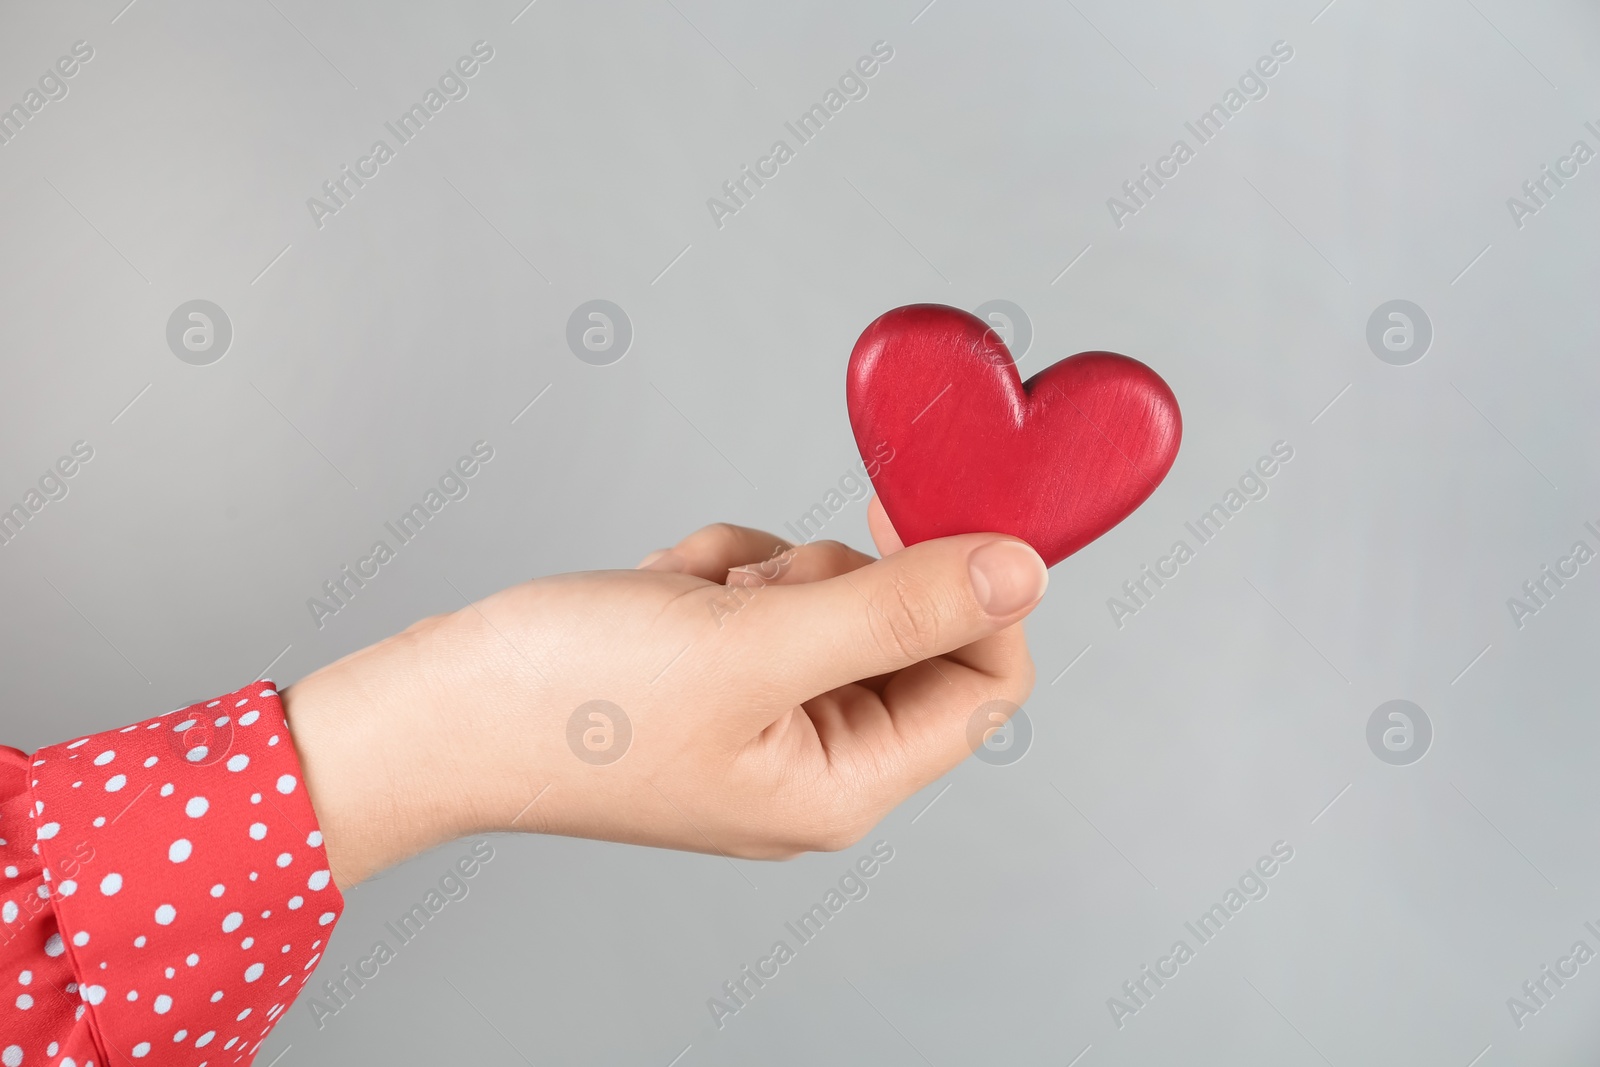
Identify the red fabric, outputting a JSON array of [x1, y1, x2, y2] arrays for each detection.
[[0, 682, 344, 1065]]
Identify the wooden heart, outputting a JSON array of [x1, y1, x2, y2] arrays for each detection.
[[846, 304, 1181, 567]]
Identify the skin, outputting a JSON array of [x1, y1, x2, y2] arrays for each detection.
[[282, 498, 1045, 889]]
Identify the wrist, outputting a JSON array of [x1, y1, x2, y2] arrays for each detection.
[[283, 612, 482, 888]]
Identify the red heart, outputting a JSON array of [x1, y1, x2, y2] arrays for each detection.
[[846, 304, 1182, 567]]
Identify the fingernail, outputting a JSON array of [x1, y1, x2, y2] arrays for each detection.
[[638, 550, 686, 572], [968, 540, 1048, 615], [726, 565, 763, 587]]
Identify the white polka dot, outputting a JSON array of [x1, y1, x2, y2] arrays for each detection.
[[222, 912, 243, 933], [251, 792, 262, 803], [126, 989, 137, 1000], [81, 984, 105, 1005], [287, 896, 303, 910], [210, 883, 225, 897], [3, 866, 13, 877], [14, 994, 30, 1009], [277, 774, 297, 794], [226, 754, 250, 772], [249, 823, 267, 840], [159, 783, 174, 796], [174, 719, 196, 732], [71, 931, 88, 947], [35, 822, 59, 840], [154, 904, 176, 925], [214, 715, 230, 726], [91, 817, 105, 827], [276, 853, 292, 868], [307, 830, 323, 847], [44, 934, 63, 957], [1, 903, 15, 924], [168, 839, 192, 863], [184, 796, 209, 818], [133, 936, 146, 947], [57, 880, 76, 897], [104, 774, 127, 792], [153, 993, 172, 1014], [132, 1042, 150, 1058], [17, 971, 29, 985], [143, 755, 158, 767], [241, 937, 255, 949], [100, 873, 122, 896], [2, 1045, 20, 1067], [185, 746, 209, 762], [307, 870, 331, 892], [196, 1030, 215, 1047], [93, 750, 115, 766], [244, 963, 264, 982], [239, 710, 260, 726], [186, 953, 199, 966], [318, 912, 336, 925]]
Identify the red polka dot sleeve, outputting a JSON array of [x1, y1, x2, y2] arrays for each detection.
[[0, 681, 345, 1066]]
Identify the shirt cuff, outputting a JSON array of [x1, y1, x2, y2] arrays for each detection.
[[29, 681, 345, 1065]]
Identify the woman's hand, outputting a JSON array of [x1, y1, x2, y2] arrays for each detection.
[[283, 498, 1045, 888]]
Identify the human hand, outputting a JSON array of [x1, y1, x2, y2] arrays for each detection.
[[284, 497, 1044, 887]]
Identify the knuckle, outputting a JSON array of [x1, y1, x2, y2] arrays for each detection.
[[795, 798, 873, 854], [686, 521, 741, 551], [808, 540, 861, 575], [869, 572, 944, 660]]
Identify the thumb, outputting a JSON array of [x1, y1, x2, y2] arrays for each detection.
[[744, 532, 1047, 698]]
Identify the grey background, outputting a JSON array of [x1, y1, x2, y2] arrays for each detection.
[[2, 0, 1597, 1063]]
